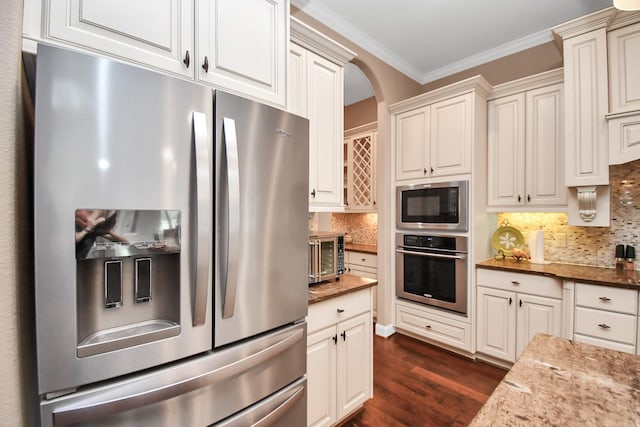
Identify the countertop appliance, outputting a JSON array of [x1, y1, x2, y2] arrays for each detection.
[[397, 180, 469, 231], [30, 44, 309, 426], [308, 232, 345, 283], [396, 233, 468, 314]]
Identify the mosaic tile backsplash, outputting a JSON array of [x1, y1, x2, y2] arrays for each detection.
[[330, 213, 378, 245], [498, 159, 640, 269]]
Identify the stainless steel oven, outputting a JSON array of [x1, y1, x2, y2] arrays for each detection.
[[397, 180, 468, 231], [395, 233, 468, 314]]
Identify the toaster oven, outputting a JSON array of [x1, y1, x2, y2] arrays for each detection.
[[308, 232, 345, 284]]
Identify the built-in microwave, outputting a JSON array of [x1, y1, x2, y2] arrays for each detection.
[[308, 232, 345, 284], [396, 180, 468, 231]]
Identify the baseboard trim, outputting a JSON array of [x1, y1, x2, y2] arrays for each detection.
[[375, 323, 396, 338]]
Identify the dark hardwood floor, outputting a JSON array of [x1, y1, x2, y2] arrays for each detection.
[[340, 332, 507, 427]]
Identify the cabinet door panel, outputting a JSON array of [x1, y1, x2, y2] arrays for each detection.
[[487, 94, 525, 207], [563, 29, 609, 185], [609, 23, 640, 113], [395, 107, 429, 180], [198, 0, 286, 106], [430, 94, 471, 176], [49, 0, 193, 77], [336, 313, 371, 419], [516, 295, 562, 358], [526, 84, 566, 206], [307, 327, 337, 427], [288, 43, 308, 118], [477, 287, 516, 362], [308, 52, 343, 206]]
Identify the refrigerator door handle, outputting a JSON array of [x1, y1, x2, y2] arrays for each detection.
[[222, 117, 240, 319], [215, 381, 305, 427], [192, 111, 210, 326], [51, 326, 304, 426]]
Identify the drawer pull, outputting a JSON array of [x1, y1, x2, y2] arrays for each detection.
[[598, 323, 611, 329], [425, 325, 432, 329], [361, 258, 366, 262], [341, 331, 346, 341], [337, 308, 345, 313], [332, 334, 337, 344], [598, 297, 611, 302], [511, 281, 520, 285]]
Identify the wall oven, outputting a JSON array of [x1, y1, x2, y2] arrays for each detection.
[[397, 180, 468, 231], [395, 233, 468, 314]]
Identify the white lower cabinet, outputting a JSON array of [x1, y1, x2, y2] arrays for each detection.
[[345, 251, 377, 318], [572, 282, 638, 354], [476, 269, 562, 363], [395, 300, 472, 352], [307, 289, 372, 427]]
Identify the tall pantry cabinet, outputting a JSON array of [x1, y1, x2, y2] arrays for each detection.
[[288, 17, 356, 211]]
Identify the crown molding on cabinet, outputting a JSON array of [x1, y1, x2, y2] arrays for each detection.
[[389, 74, 492, 114], [488, 68, 564, 100], [552, 7, 614, 39], [290, 17, 356, 66], [344, 121, 377, 139]]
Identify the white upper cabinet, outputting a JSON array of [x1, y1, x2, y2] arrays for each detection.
[[392, 76, 490, 183], [344, 125, 377, 212], [197, 0, 287, 107], [608, 19, 640, 164], [32, 0, 194, 78], [488, 71, 566, 211], [553, 12, 610, 186], [23, 0, 288, 106], [289, 18, 356, 211]]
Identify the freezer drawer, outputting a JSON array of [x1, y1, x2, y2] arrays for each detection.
[[40, 322, 306, 427]]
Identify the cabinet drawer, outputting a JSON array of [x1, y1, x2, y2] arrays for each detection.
[[395, 303, 471, 352], [575, 283, 638, 314], [347, 251, 377, 269], [573, 333, 637, 354], [308, 289, 371, 334], [476, 268, 562, 299], [574, 307, 637, 345]]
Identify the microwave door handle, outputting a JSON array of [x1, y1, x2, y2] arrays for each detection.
[[192, 112, 210, 326], [395, 248, 466, 260], [222, 117, 240, 319]]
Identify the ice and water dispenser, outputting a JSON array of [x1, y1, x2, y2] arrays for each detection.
[[75, 209, 182, 357]]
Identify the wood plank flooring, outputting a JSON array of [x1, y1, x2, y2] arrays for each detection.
[[340, 332, 507, 427]]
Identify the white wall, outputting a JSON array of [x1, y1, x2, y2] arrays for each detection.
[[0, 0, 34, 425]]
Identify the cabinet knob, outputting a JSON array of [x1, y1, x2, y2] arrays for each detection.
[[310, 189, 316, 198], [202, 56, 209, 73], [337, 308, 345, 313], [519, 299, 523, 307], [598, 323, 611, 329], [518, 195, 522, 203], [509, 297, 512, 305], [183, 50, 191, 68], [341, 331, 346, 341], [332, 334, 338, 344], [511, 281, 520, 286], [425, 325, 432, 329], [430, 167, 434, 174], [527, 194, 531, 202], [599, 296, 611, 302]]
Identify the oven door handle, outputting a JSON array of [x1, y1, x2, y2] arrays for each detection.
[[395, 248, 466, 260]]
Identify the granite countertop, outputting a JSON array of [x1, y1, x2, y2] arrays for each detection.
[[477, 258, 640, 290], [344, 243, 377, 254], [469, 333, 640, 426], [308, 273, 377, 304]]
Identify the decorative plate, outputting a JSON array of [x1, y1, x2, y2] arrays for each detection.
[[491, 222, 524, 256]]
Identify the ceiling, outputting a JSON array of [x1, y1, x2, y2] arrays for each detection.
[[292, 0, 614, 105]]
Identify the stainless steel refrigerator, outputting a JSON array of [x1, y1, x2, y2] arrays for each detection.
[[30, 44, 309, 426]]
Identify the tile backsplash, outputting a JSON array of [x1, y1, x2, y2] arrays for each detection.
[[308, 212, 378, 245], [497, 159, 640, 269]]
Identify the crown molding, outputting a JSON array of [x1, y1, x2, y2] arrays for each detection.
[[608, 9, 640, 31], [552, 7, 615, 39], [290, 17, 356, 66], [421, 29, 554, 85], [488, 68, 564, 100], [344, 121, 377, 139], [389, 75, 492, 113]]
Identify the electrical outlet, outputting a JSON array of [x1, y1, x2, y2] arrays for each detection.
[[555, 233, 567, 248]]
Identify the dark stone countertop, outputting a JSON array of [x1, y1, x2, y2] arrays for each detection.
[[308, 274, 377, 305], [344, 243, 377, 254], [469, 333, 640, 426], [477, 258, 640, 290]]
